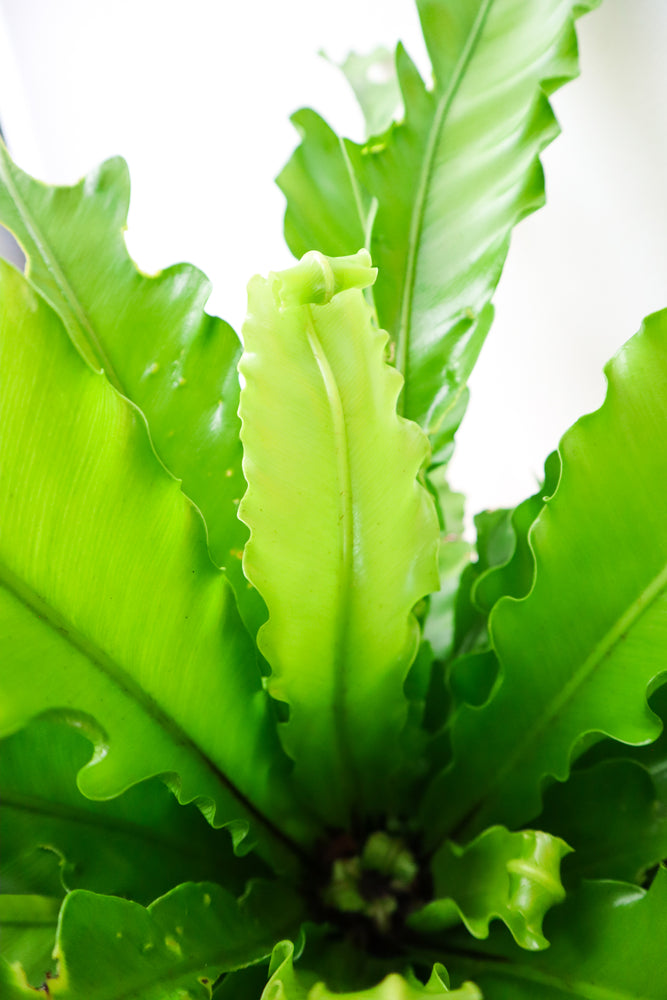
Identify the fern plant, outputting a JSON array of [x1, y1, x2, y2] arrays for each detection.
[[1, 1, 667, 998]]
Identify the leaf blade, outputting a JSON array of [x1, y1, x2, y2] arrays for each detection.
[[0, 718, 263, 903], [0, 260, 312, 870], [238, 252, 439, 822], [421, 310, 667, 845], [440, 868, 667, 1000], [409, 826, 569, 951], [45, 881, 302, 1000], [0, 146, 261, 632]]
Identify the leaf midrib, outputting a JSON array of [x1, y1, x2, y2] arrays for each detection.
[[0, 148, 123, 391], [460, 559, 667, 839], [304, 306, 358, 805], [2, 791, 211, 861], [395, 0, 496, 409], [0, 560, 308, 868]]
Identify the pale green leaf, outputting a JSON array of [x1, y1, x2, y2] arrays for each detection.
[[263, 941, 481, 1000], [421, 310, 667, 846], [0, 717, 262, 903], [331, 48, 402, 139], [0, 896, 59, 988], [0, 260, 314, 870], [238, 252, 439, 824], [409, 826, 569, 951], [0, 145, 262, 634]]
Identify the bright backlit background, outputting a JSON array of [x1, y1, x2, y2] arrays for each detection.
[[0, 0, 665, 519]]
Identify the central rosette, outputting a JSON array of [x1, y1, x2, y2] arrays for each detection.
[[321, 831, 420, 933]]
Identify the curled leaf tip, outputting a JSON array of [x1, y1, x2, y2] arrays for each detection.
[[273, 249, 377, 307]]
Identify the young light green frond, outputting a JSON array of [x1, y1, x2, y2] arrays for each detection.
[[239, 251, 440, 823]]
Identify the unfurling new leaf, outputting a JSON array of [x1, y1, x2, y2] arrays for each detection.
[[239, 250, 440, 824]]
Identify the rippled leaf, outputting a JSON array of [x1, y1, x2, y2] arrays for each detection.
[[0, 260, 313, 871], [0, 145, 261, 633], [239, 251, 439, 823], [422, 310, 667, 846]]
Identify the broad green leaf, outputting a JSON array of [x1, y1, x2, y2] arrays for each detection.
[[353, 0, 599, 459], [421, 310, 667, 846], [538, 758, 667, 885], [0, 260, 314, 871], [0, 145, 262, 633], [15, 881, 302, 1000], [409, 827, 568, 951], [278, 111, 372, 263], [263, 941, 481, 999], [280, 0, 599, 461], [440, 867, 667, 1000], [0, 717, 262, 903], [575, 680, 667, 800], [0, 896, 59, 987], [238, 251, 439, 823]]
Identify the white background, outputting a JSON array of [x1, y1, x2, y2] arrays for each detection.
[[0, 0, 665, 520]]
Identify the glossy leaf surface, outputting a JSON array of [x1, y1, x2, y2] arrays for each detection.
[[7, 881, 302, 1000], [279, 111, 371, 264], [0, 145, 261, 632], [239, 251, 439, 822], [263, 942, 481, 999], [409, 827, 568, 950], [441, 867, 667, 999], [0, 261, 311, 869], [0, 718, 260, 903], [422, 310, 667, 845], [280, 0, 600, 461]]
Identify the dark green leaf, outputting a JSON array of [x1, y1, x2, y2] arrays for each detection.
[[0, 717, 262, 903]]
